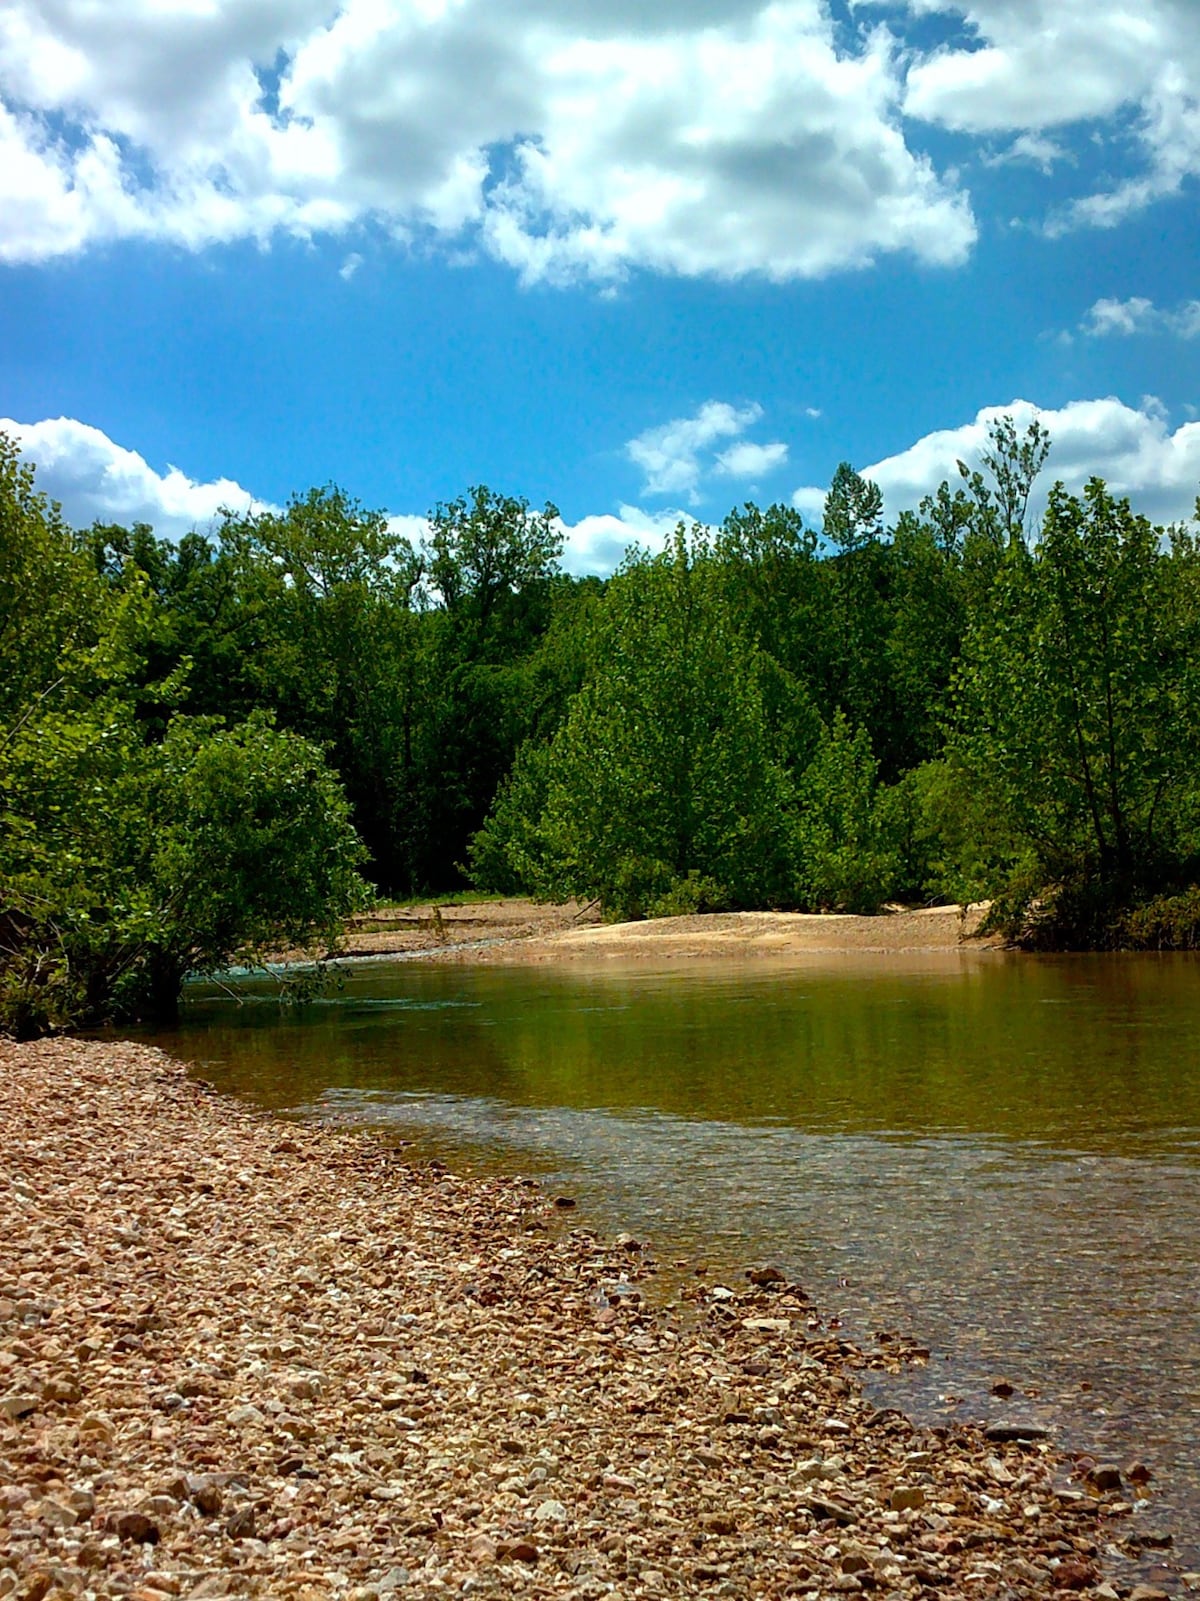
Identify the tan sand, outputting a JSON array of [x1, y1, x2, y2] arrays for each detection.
[[325, 900, 999, 967]]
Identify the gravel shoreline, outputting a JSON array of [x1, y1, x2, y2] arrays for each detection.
[[0, 1038, 1155, 1600]]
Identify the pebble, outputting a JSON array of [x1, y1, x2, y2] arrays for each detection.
[[0, 1038, 1158, 1601]]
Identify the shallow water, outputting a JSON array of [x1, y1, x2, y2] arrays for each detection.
[[142, 951, 1200, 1567]]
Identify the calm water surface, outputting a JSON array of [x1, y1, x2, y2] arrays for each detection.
[[144, 952, 1200, 1565]]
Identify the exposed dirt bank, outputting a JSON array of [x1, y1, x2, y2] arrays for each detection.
[[1, 1038, 1153, 1600], [329, 901, 998, 967]]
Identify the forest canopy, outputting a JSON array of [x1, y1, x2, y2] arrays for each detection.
[[3, 422, 1200, 1034]]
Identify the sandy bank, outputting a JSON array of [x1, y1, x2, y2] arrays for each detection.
[[1, 1039, 1138, 1600], [330, 901, 999, 967]]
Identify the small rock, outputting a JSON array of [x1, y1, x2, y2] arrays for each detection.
[[1127, 1461, 1154, 1484], [553, 1196, 576, 1209], [1088, 1464, 1123, 1492], [111, 1509, 160, 1544], [989, 1378, 1015, 1398], [889, 1486, 925, 1512], [803, 1495, 858, 1525], [533, 1499, 568, 1523], [0, 1394, 40, 1420], [747, 1266, 784, 1286], [43, 1376, 81, 1404], [185, 1578, 234, 1599], [38, 1498, 77, 1529], [187, 1479, 224, 1516], [226, 1404, 265, 1427], [78, 1411, 115, 1441], [1053, 1559, 1096, 1590], [508, 1540, 539, 1564], [983, 1422, 1049, 1443], [225, 1505, 256, 1539], [1129, 1588, 1171, 1601], [376, 1568, 410, 1593], [702, 1514, 738, 1536]]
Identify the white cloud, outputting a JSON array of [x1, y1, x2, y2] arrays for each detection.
[[1, 416, 271, 538], [2, 413, 695, 579], [982, 132, 1070, 175], [0, 0, 976, 281], [882, 0, 1200, 231], [1081, 296, 1200, 339], [793, 396, 1200, 529], [715, 440, 789, 479], [339, 251, 363, 281], [627, 401, 767, 501], [557, 504, 692, 578]]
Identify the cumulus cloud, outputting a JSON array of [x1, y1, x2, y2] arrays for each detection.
[[793, 397, 1200, 529], [715, 440, 790, 479], [627, 401, 789, 502], [1081, 296, 1200, 339], [0, 0, 976, 281], [1, 416, 270, 538], [556, 504, 694, 578], [881, 0, 1200, 231]]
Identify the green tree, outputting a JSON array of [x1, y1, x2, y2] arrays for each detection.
[[946, 478, 1200, 940], [794, 713, 898, 913], [823, 462, 883, 554], [472, 529, 803, 918], [0, 443, 371, 1034], [1, 705, 368, 1033]]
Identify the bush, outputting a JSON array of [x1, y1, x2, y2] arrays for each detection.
[[1, 706, 370, 1034]]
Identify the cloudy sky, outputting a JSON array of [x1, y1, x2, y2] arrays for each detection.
[[1, 0, 1198, 573]]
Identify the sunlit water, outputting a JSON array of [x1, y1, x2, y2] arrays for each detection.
[[137, 951, 1200, 1567]]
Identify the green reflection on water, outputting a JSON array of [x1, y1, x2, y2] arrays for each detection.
[[150, 952, 1200, 1153]]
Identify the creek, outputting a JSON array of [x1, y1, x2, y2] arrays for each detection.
[[142, 950, 1200, 1569]]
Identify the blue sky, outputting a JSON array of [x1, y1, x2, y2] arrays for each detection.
[[1, 0, 1198, 573]]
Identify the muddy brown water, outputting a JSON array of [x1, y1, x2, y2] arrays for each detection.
[[137, 951, 1200, 1568]]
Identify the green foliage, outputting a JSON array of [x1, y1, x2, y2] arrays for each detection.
[[794, 714, 897, 913], [472, 529, 802, 919], [1, 705, 369, 1034], [945, 479, 1200, 941], [957, 415, 1052, 549], [1116, 888, 1200, 951], [823, 463, 883, 553], [428, 485, 562, 647], [0, 440, 370, 1036]]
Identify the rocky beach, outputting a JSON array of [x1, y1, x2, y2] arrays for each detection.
[[0, 1037, 1168, 1600]]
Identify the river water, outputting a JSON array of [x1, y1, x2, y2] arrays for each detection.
[[145, 950, 1200, 1568]]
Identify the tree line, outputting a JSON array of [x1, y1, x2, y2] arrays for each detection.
[[3, 420, 1199, 1034]]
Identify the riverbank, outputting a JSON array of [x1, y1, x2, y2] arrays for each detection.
[[332, 900, 997, 965], [1, 1040, 1149, 1601]]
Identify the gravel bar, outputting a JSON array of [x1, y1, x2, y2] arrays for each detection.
[[0, 1038, 1155, 1600]]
